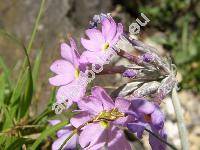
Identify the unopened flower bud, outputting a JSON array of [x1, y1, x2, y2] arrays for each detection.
[[141, 53, 154, 63], [123, 69, 137, 78]]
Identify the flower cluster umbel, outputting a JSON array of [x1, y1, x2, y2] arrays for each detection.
[[49, 13, 177, 150]]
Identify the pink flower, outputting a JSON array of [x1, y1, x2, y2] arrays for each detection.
[[49, 120, 78, 150], [49, 38, 88, 107], [70, 86, 132, 150], [81, 16, 123, 65]]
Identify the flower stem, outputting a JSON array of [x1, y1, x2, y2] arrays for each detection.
[[145, 128, 177, 150], [117, 50, 139, 64], [58, 129, 78, 150], [172, 88, 189, 150], [96, 66, 126, 75], [58, 121, 91, 150]]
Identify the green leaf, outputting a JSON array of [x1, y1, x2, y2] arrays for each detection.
[[0, 136, 17, 149], [18, 67, 33, 118], [181, 17, 188, 52], [0, 74, 5, 107], [0, 30, 34, 120], [1, 105, 14, 130], [32, 49, 43, 91], [30, 121, 68, 150], [48, 87, 56, 106], [0, 56, 11, 88], [10, 67, 29, 105], [7, 138, 33, 150]]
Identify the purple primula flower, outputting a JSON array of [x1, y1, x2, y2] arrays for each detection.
[[49, 120, 78, 150], [81, 16, 123, 65], [49, 38, 88, 107], [127, 98, 167, 150], [70, 86, 132, 150]]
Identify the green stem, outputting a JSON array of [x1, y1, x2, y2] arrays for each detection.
[[31, 121, 68, 150], [58, 121, 92, 150], [172, 88, 189, 150], [58, 129, 78, 150]]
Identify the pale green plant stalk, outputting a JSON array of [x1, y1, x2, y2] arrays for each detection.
[[172, 88, 189, 150]]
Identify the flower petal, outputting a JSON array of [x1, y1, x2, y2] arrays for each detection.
[[56, 80, 86, 103], [151, 107, 165, 130], [79, 123, 106, 148], [106, 18, 117, 42], [49, 74, 74, 86], [91, 86, 114, 110], [127, 122, 147, 139], [50, 60, 75, 75], [70, 112, 91, 128], [81, 50, 110, 65], [111, 23, 123, 45], [115, 98, 131, 113], [69, 38, 80, 66], [77, 96, 103, 115], [108, 127, 131, 150], [149, 128, 167, 150], [87, 142, 106, 150], [61, 39, 80, 67], [102, 17, 111, 39], [60, 43, 74, 62], [48, 120, 61, 126], [85, 29, 105, 44], [131, 98, 156, 114], [113, 115, 135, 127], [81, 38, 101, 52], [57, 125, 74, 138]]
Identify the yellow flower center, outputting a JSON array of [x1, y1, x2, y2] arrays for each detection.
[[94, 108, 124, 122], [100, 121, 109, 128], [102, 42, 110, 51], [74, 68, 80, 79]]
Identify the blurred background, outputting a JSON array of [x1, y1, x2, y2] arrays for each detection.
[[0, 0, 199, 149]]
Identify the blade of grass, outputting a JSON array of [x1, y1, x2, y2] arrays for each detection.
[[0, 74, 5, 107], [2, 105, 15, 129], [181, 17, 188, 52], [9, 68, 30, 120], [18, 69, 33, 118], [7, 138, 34, 150], [30, 121, 68, 150], [27, 0, 46, 54], [0, 56, 11, 87], [0, 29, 34, 120], [28, 87, 56, 124], [32, 49, 43, 91]]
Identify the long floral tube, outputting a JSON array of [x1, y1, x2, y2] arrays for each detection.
[[96, 65, 126, 75], [121, 33, 157, 54], [116, 49, 140, 65], [121, 34, 171, 74]]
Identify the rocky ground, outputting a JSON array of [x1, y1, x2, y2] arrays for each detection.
[[0, 0, 199, 149]]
